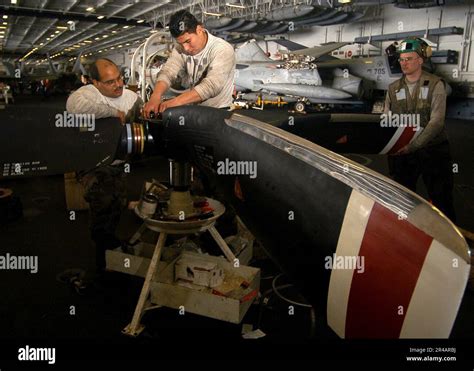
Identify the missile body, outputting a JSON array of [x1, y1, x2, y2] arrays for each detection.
[[258, 83, 352, 99], [159, 106, 469, 338], [0, 106, 469, 339]]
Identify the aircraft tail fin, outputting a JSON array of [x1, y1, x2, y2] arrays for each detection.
[[236, 41, 272, 63]]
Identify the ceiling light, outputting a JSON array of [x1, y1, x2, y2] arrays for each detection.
[[203, 11, 223, 17], [137, 19, 144, 23], [112, 30, 117, 33], [67, 21, 74, 24], [97, 15, 104, 20], [3, 15, 8, 19], [86, 7, 94, 12], [123, 25, 129, 29], [56, 26, 68, 30], [11, 0, 17, 4], [55, 30, 60, 33], [225, 3, 246, 8]]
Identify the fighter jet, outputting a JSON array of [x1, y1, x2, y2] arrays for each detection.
[[234, 38, 460, 113], [234, 41, 364, 107]]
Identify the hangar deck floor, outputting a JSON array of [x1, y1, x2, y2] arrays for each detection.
[[0, 95, 473, 364]]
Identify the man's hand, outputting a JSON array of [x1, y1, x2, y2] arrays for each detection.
[[117, 110, 126, 125], [158, 98, 181, 113], [158, 89, 203, 113], [143, 95, 162, 118]]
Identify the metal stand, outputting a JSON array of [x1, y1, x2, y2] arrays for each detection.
[[122, 198, 236, 337], [122, 232, 166, 337]]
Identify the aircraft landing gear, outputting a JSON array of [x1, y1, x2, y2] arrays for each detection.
[[294, 101, 306, 113]]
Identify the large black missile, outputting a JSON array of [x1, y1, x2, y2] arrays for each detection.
[[0, 106, 470, 339], [0, 112, 159, 178], [0, 109, 419, 180], [0, 114, 121, 178], [275, 112, 422, 155], [158, 106, 470, 338]]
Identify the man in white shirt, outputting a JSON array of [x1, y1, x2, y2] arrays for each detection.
[[143, 10, 235, 117], [67, 58, 142, 123], [67, 59, 142, 279]]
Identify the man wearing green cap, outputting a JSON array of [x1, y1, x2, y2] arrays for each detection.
[[384, 37, 456, 221]]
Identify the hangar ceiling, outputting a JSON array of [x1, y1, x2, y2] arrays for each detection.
[[0, 0, 180, 64], [0, 0, 471, 66]]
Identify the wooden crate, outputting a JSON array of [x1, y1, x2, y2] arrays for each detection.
[[64, 172, 89, 210]]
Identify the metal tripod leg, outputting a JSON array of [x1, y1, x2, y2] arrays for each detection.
[[122, 232, 167, 337], [208, 225, 237, 263], [128, 223, 147, 245]]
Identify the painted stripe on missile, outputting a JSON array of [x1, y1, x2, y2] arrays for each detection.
[[344, 202, 433, 338], [382, 126, 424, 155], [327, 189, 374, 338], [389, 126, 422, 154], [380, 126, 416, 154], [379, 126, 404, 154], [400, 239, 471, 338]]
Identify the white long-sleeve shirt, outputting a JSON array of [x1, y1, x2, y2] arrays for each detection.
[[156, 30, 235, 108], [66, 84, 141, 122]]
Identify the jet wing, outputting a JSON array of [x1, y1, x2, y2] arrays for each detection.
[[271, 39, 308, 51], [236, 61, 281, 69], [292, 42, 350, 59]]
